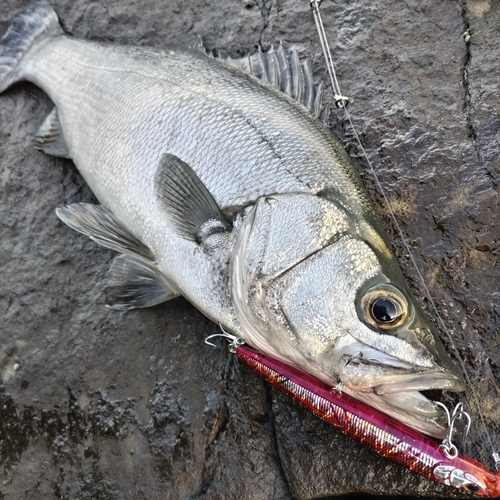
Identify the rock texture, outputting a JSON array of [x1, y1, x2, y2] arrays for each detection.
[[0, 0, 498, 498]]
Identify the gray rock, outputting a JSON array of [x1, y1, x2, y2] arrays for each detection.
[[0, 0, 498, 498]]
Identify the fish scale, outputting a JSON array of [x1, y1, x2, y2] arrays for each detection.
[[28, 36, 367, 223]]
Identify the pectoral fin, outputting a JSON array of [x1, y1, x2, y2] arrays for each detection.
[[106, 254, 179, 310], [154, 153, 231, 243], [34, 107, 70, 158], [56, 203, 154, 260]]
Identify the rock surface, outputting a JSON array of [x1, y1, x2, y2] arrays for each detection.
[[0, 0, 498, 498]]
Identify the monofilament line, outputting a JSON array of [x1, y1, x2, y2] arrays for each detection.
[[309, 0, 498, 467], [310, 0, 347, 107]]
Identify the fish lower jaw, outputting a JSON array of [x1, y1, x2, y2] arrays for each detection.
[[344, 387, 449, 439], [339, 371, 462, 438], [340, 370, 462, 393], [372, 373, 464, 395]]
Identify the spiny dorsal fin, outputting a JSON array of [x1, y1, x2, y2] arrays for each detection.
[[56, 203, 154, 260], [263, 47, 280, 87], [302, 58, 314, 110], [221, 44, 328, 123], [106, 254, 179, 310], [249, 46, 266, 81], [192, 36, 208, 56], [275, 44, 291, 95], [312, 82, 323, 117], [287, 49, 304, 102], [34, 107, 70, 158], [154, 153, 231, 242]]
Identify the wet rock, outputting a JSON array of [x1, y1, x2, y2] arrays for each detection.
[[0, 0, 498, 498]]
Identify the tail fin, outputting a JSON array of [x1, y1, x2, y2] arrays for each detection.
[[0, 0, 63, 93]]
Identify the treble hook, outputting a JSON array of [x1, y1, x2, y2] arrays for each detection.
[[434, 401, 471, 459], [205, 324, 245, 353]]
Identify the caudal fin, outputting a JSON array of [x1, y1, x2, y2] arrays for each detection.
[[0, 0, 63, 93]]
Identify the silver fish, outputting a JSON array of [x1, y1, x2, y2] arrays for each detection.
[[0, 0, 465, 438]]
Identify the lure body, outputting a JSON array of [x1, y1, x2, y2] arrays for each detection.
[[236, 345, 500, 496]]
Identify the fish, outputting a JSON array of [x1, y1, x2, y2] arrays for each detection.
[[0, 0, 466, 439]]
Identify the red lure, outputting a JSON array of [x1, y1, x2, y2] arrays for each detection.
[[236, 344, 500, 496]]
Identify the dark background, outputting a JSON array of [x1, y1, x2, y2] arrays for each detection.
[[0, 0, 498, 498]]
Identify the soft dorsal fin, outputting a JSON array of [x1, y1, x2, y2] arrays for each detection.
[[211, 44, 327, 122], [56, 203, 154, 260], [34, 107, 71, 158], [106, 254, 179, 310], [154, 153, 231, 242]]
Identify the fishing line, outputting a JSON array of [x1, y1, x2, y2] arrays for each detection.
[[309, 0, 499, 467]]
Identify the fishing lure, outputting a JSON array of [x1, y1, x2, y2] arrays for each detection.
[[235, 343, 500, 497]]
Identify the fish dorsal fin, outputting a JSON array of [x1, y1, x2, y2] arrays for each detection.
[[34, 107, 71, 158], [106, 254, 179, 310], [56, 203, 154, 260], [222, 44, 327, 122], [154, 153, 231, 242], [192, 36, 208, 56]]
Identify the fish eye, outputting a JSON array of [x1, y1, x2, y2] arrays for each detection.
[[360, 284, 409, 329]]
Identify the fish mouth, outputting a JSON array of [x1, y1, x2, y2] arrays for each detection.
[[333, 343, 466, 439]]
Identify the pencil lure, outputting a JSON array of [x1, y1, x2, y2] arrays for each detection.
[[235, 344, 500, 496]]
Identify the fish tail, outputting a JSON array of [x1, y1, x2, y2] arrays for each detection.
[[0, 0, 63, 93]]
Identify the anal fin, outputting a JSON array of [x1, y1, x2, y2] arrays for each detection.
[[106, 254, 179, 310], [56, 203, 154, 260], [34, 107, 70, 158]]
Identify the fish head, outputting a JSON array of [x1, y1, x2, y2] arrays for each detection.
[[231, 193, 466, 438]]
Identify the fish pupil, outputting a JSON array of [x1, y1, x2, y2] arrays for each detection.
[[372, 298, 398, 323]]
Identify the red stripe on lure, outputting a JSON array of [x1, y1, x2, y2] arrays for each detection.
[[235, 344, 500, 496]]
